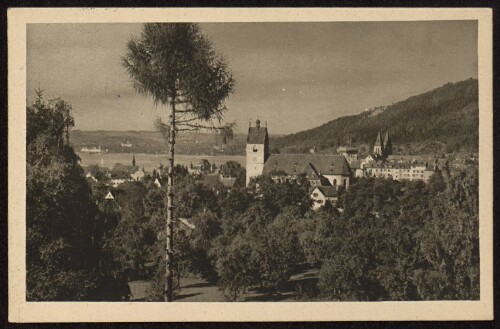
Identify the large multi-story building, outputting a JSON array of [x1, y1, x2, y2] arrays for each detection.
[[365, 160, 436, 182], [361, 131, 437, 183]]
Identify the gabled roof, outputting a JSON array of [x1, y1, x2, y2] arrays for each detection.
[[202, 174, 236, 189], [313, 186, 338, 198], [263, 154, 351, 177], [247, 126, 268, 144], [111, 171, 132, 180], [365, 153, 385, 161], [131, 168, 145, 179], [220, 177, 237, 188]]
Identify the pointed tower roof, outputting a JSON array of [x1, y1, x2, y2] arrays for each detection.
[[247, 119, 268, 144], [383, 131, 391, 147], [374, 131, 384, 146]]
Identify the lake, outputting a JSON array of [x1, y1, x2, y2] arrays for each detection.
[[77, 152, 246, 171]]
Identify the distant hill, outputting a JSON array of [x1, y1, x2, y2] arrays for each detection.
[[270, 78, 479, 155], [70, 130, 248, 156]]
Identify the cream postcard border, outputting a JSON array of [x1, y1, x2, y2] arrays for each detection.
[[8, 8, 493, 322]]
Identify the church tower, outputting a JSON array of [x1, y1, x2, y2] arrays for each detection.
[[246, 119, 269, 185], [373, 131, 384, 156], [383, 131, 393, 157]]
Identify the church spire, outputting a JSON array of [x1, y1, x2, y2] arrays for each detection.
[[373, 131, 384, 156], [383, 130, 392, 157], [375, 131, 383, 146], [383, 130, 390, 147]]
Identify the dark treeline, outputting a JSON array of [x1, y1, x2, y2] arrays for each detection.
[[26, 92, 130, 301], [27, 94, 479, 302], [271, 78, 479, 155]]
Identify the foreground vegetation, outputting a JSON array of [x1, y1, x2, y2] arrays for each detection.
[[27, 94, 479, 301]]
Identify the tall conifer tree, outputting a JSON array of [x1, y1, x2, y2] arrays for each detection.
[[123, 23, 235, 301]]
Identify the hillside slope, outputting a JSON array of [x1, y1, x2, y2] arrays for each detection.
[[270, 78, 478, 155]]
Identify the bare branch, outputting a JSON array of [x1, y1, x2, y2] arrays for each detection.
[[174, 128, 199, 132], [176, 117, 200, 124], [175, 109, 196, 114], [177, 122, 227, 130], [154, 117, 170, 143]]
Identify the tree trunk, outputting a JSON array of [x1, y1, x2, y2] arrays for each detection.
[[165, 102, 176, 302]]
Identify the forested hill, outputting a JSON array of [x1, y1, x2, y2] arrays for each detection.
[[270, 78, 478, 155]]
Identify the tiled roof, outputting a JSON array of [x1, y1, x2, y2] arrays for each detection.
[[263, 154, 351, 177], [316, 186, 338, 197], [348, 160, 362, 169], [203, 174, 237, 189], [247, 126, 268, 144]]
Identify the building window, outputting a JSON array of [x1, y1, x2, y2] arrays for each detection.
[[313, 193, 318, 197], [333, 179, 337, 186]]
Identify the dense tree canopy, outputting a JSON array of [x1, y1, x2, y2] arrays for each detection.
[[26, 92, 129, 301], [26, 91, 479, 302]]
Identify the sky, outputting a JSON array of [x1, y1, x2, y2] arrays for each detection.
[[26, 21, 477, 135]]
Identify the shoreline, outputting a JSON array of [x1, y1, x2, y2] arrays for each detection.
[[77, 152, 247, 171]]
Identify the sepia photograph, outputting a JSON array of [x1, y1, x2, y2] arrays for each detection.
[[8, 8, 493, 322]]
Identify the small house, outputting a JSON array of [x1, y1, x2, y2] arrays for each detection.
[[310, 186, 338, 210]]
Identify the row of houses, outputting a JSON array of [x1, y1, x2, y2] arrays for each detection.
[[85, 163, 160, 188], [85, 156, 239, 192], [245, 119, 441, 210]]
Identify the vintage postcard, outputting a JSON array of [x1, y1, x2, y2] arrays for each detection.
[[8, 8, 493, 322]]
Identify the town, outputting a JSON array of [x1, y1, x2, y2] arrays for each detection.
[[83, 118, 475, 212]]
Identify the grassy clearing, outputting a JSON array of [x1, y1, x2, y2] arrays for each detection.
[[128, 268, 320, 302]]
